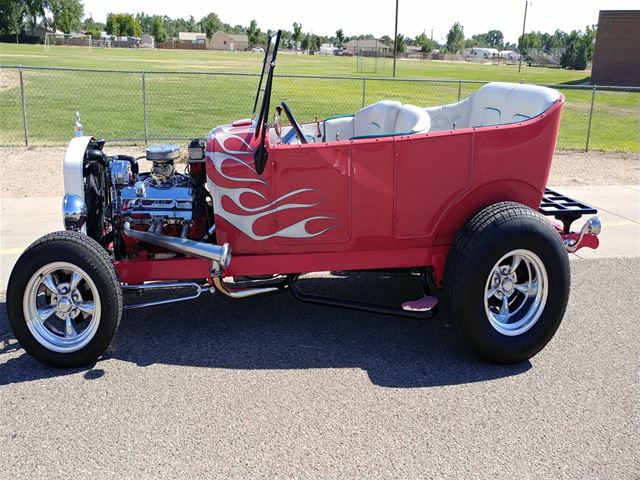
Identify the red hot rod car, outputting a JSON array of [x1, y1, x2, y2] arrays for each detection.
[[7, 31, 601, 367]]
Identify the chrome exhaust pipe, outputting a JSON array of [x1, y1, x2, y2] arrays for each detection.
[[123, 222, 231, 269]]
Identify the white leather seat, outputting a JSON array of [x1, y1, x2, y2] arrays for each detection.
[[395, 104, 431, 134], [324, 101, 431, 141], [324, 115, 354, 142], [425, 82, 561, 132], [322, 82, 558, 142], [424, 97, 472, 132], [352, 100, 402, 137]]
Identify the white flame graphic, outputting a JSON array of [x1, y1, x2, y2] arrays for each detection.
[[207, 131, 334, 241]]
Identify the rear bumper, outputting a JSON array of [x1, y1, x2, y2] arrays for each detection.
[[539, 188, 601, 253]]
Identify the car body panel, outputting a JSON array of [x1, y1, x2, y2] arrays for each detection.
[[204, 97, 563, 278]]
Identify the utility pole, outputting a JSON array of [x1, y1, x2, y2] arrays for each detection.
[[392, 0, 399, 77], [518, 0, 529, 73]]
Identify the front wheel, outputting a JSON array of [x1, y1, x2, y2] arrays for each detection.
[[7, 231, 122, 368], [444, 202, 570, 363]]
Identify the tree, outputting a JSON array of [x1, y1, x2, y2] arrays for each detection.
[[0, 0, 26, 42], [380, 35, 392, 47], [518, 31, 542, 55], [313, 34, 321, 51], [247, 19, 259, 47], [85, 26, 100, 39], [415, 31, 435, 53], [445, 22, 464, 53], [136, 12, 153, 34], [292, 22, 302, 50], [151, 15, 166, 43], [301, 33, 309, 51], [187, 15, 196, 32], [466, 34, 488, 49], [485, 29, 504, 49], [25, 0, 46, 34], [199, 12, 221, 39], [393, 33, 406, 53], [106, 13, 141, 37], [582, 25, 596, 62], [546, 29, 566, 51], [560, 27, 595, 71], [48, 0, 84, 33], [335, 28, 344, 47]]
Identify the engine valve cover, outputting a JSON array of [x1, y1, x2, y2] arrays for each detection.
[[121, 181, 193, 221]]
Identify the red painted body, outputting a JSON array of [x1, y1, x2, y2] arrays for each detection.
[[117, 97, 566, 285], [209, 99, 562, 274]]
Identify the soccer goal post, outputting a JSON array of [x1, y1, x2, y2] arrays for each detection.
[[45, 33, 92, 51]]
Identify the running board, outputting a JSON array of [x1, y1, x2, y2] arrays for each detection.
[[288, 275, 437, 319], [122, 281, 213, 310]]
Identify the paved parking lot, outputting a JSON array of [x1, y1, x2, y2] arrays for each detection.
[[1, 186, 638, 479]]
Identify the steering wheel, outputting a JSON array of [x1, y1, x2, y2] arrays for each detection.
[[280, 101, 307, 144]]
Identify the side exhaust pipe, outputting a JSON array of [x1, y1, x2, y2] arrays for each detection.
[[123, 222, 231, 269]]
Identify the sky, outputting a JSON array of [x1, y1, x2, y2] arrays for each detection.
[[82, 0, 639, 44]]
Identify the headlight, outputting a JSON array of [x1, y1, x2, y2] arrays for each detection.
[[62, 194, 87, 232]]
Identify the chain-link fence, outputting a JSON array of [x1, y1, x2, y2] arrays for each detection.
[[1, 65, 638, 152]]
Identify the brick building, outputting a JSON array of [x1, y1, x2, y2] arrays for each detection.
[[591, 10, 640, 87]]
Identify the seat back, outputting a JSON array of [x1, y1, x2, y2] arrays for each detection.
[[424, 97, 473, 132], [394, 104, 431, 134], [468, 82, 561, 127], [324, 115, 354, 142], [353, 100, 402, 137]]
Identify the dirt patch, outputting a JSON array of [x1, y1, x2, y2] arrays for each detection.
[[0, 146, 637, 199], [0, 69, 21, 91], [549, 150, 639, 186]]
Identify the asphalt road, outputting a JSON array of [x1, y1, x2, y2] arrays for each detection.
[[0, 257, 638, 479]]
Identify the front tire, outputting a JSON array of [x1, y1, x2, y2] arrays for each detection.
[[7, 231, 122, 368], [444, 202, 570, 363]]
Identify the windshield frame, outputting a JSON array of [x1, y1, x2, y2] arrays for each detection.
[[254, 30, 281, 138], [253, 30, 281, 174], [251, 34, 275, 118]]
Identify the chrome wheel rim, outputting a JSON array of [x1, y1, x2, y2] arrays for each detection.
[[484, 249, 548, 336], [23, 262, 101, 353]]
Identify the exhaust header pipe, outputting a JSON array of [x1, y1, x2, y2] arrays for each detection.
[[123, 222, 231, 270]]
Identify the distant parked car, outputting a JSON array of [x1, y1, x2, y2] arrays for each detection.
[[251, 47, 264, 53], [334, 49, 353, 57]]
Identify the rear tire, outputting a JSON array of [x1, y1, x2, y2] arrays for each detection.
[[7, 231, 122, 368], [444, 202, 570, 363]]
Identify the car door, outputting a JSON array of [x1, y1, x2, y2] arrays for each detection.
[[269, 140, 352, 250]]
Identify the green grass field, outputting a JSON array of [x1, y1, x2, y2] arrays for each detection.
[[0, 44, 638, 151]]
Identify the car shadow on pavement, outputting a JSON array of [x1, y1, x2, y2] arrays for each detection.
[[0, 273, 531, 388]]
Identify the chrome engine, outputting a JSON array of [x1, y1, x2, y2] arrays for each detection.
[[110, 144, 194, 235], [62, 138, 218, 262]]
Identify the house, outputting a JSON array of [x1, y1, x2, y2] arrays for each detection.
[[33, 26, 63, 42], [464, 47, 499, 59], [343, 39, 388, 56], [209, 31, 249, 51], [499, 50, 520, 61], [178, 32, 207, 45], [405, 45, 422, 56]]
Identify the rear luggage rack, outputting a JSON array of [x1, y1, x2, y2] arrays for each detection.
[[539, 188, 598, 232]]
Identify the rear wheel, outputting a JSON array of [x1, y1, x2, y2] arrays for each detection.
[[444, 202, 570, 363], [7, 231, 122, 368]]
